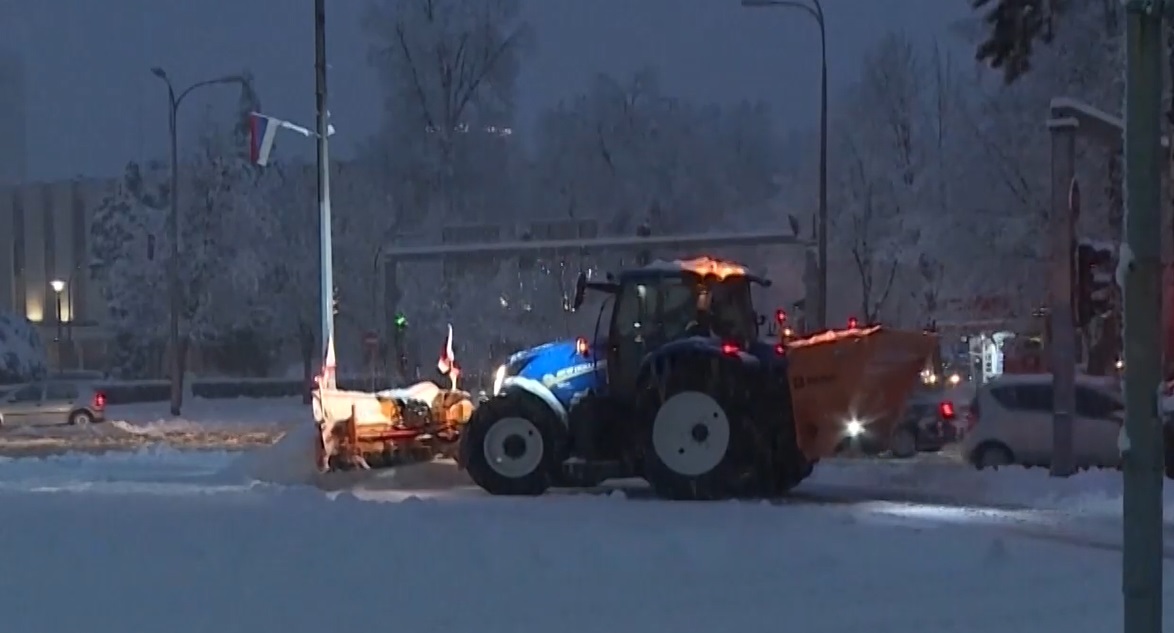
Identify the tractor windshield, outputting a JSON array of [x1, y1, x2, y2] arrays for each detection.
[[706, 278, 757, 344], [612, 276, 757, 344]]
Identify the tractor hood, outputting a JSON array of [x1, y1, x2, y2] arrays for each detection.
[[495, 339, 606, 407]]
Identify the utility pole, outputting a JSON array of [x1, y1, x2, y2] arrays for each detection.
[[314, 0, 336, 382], [1121, 2, 1165, 632], [1046, 116, 1078, 477]]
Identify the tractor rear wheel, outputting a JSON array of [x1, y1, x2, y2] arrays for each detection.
[[460, 392, 567, 496], [638, 356, 757, 500]]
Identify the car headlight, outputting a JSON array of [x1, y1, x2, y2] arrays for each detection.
[[948, 373, 960, 385], [492, 364, 507, 396], [845, 419, 865, 437]]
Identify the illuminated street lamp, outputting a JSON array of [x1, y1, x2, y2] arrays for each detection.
[[50, 279, 65, 369]]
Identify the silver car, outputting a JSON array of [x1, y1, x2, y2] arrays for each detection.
[[0, 380, 108, 427]]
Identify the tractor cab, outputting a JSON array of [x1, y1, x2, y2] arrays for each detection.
[[573, 257, 771, 399]]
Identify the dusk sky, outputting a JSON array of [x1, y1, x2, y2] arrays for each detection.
[[2, 0, 972, 182]]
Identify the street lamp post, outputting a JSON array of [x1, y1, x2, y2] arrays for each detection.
[[149, 67, 251, 416], [50, 279, 65, 370], [741, 0, 828, 330]]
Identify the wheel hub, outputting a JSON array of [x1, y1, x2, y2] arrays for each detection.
[[690, 423, 710, 442], [502, 434, 527, 459]]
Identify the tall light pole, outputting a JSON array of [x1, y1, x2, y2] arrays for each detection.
[[149, 67, 251, 416], [1120, 2, 1165, 631], [741, 0, 828, 329], [314, 0, 337, 384]]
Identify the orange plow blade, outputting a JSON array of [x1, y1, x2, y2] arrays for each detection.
[[786, 326, 938, 460]]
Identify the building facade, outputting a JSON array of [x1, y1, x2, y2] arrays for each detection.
[[0, 177, 112, 369]]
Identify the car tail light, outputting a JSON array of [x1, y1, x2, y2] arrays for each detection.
[[720, 342, 740, 355], [774, 343, 786, 355], [93, 391, 106, 409], [939, 400, 955, 420]]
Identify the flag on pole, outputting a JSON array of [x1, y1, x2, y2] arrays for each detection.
[[249, 113, 280, 166], [437, 324, 459, 389], [250, 111, 337, 165], [321, 333, 337, 390]]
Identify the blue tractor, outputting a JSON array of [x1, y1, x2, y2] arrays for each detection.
[[458, 257, 811, 500]]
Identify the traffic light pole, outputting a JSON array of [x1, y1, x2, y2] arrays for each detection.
[[1121, 3, 1165, 632], [1047, 116, 1078, 478]]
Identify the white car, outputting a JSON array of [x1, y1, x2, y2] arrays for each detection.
[[960, 374, 1123, 469]]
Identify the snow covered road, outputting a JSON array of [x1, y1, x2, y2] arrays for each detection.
[[0, 447, 1165, 633]]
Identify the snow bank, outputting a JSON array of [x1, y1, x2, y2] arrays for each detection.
[[106, 396, 307, 432], [223, 421, 320, 486], [0, 311, 46, 383], [0, 478, 1150, 633], [809, 459, 1173, 517]]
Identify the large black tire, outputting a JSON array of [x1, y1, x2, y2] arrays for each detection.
[[637, 354, 761, 500], [747, 366, 810, 497], [459, 391, 567, 496]]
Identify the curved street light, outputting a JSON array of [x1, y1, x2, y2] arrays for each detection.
[[741, 0, 827, 330], [149, 67, 253, 416]]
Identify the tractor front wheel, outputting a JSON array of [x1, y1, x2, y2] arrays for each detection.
[[460, 392, 566, 496]]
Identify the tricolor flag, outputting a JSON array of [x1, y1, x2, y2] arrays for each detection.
[[249, 113, 280, 166], [249, 111, 337, 166], [437, 324, 459, 389]]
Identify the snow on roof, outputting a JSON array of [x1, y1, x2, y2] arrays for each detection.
[[786, 325, 882, 349], [984, 372, 1119, 391], [640, 256, 750, 279], [1049, 97, 1120, 129]]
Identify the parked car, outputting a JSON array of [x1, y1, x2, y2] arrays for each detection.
[[889, 395, 961, 458], [960, 374, 1123, 469], [0, 380, 107, 427]]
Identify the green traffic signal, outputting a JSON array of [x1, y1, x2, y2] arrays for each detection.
[[393, 312, 408, 329]]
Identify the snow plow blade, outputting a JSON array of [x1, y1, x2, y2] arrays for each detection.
[[313, 383, 475, 471], [786, 326, 938, 460]]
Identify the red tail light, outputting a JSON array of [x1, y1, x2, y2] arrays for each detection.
[[774, 343, 786, 355], [720, 342, 740, 355], [93, 392, 106, 409], [939, 400, 955, 419]]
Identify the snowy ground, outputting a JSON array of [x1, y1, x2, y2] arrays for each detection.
[[0, 395, 1170, 632], [0, 396, 303, 457], [0, 446, 1168, 633]]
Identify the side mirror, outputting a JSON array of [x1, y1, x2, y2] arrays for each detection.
[[572, 272, 588, 311]]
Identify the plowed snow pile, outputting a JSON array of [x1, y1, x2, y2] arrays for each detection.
[[228, 422, 474, 492], [0, 397, 303, 457]]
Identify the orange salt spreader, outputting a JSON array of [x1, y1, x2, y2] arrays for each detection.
[[782, 323, 940, 460]]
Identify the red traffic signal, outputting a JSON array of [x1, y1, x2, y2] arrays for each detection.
[[775, 309, 786, 324]]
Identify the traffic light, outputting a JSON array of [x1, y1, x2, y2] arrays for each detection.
[[393, 312, 408, 330], [847, 316, 859, 329], [331, 286, 339, 316], [1075, 239, 1114, 327], [775, 309, 787, 325]]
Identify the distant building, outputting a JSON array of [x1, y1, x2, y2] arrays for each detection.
[[0, 177, 111, 369], [0, 47, 26, 186]]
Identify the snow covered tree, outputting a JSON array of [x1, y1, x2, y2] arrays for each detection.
[[89, 161, 169, 378], [0, 311, 47, 384], [362, 0, 532, 225], [531, 69, 782, 236]]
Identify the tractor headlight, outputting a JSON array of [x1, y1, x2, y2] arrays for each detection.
[[845, 419, 865, 437], [492, 364, 507, 396]]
